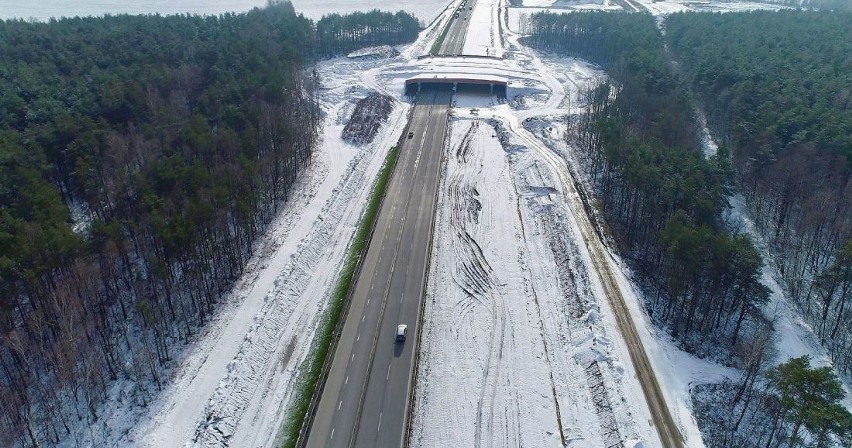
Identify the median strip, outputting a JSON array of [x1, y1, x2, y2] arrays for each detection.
[[430, 16, 454, 55]]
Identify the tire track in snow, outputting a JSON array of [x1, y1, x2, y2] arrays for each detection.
[[447, 120, 521, 448], [503, 120, 621, 446], [415, 117, 564, 448], [512, 188, 568, 446], [498, 109, 683, 447], [492, 25, 684, 444], [582, 359, 623, 448]]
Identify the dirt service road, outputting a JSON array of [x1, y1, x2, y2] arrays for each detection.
[[505, 117, 685, 448]]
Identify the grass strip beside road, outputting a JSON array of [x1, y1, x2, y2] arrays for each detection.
[[430, 18, 453, 55], [279, 144, 401, 448]]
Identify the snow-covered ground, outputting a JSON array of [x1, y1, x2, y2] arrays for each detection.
[[412, 1, 728, 446], [504, 0, 789, 29], [412, 111, 659, 447], [72, 49, 417, 448], [496, 75, 722, 448], [72, 0, 830, 445], [505, 0, 787, 33], [462, 0, 504, 57], [520, 0, 614, 7], [0, 0, 454, 23], [290, 0, 453, 21], [634, 0, 787, 15]]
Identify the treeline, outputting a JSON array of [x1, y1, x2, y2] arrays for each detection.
[[525, 10, 852, 446], [0, 3, 321, 446], [666, 11, 852, 376], [316, 10, 420, 57], [525, 11, 768, 352], [695, 354, 852, 447], [758, 0, 852, 10]]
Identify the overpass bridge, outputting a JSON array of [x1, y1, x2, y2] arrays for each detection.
[[405, 73, 508, 97]]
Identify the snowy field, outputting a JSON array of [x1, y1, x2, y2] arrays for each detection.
[[462, 0, 504, 57], [412, 112, 656, 447], [290, 0, 454, 22], [520, 0, 613, 6], [634, 0, 787, 14], [0, 0, 453, 22]]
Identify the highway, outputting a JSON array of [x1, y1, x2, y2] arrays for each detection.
[[304, 88, 452, 448], [300, 0, 687, 445], [303, 4, 472, 446], [438, 0, 475, 55]]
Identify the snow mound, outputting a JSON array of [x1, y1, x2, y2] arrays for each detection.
[[342, 92, 396, 144]]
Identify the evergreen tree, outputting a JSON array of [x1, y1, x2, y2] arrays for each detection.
[[767, 356, 852, 447]]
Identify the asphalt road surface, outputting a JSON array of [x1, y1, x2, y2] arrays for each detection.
[[438, 0, 475, 55], [305, 88, 452, 448]]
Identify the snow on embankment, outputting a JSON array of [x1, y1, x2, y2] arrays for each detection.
[[500, 40, 725, 444], [347, 45, 400, 59], [102, 54, 411, 448]]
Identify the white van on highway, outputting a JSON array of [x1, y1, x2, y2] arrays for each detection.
[[396, 324, 407, 342]]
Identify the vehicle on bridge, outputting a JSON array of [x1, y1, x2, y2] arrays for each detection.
[[396, 324, 408, 342]]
